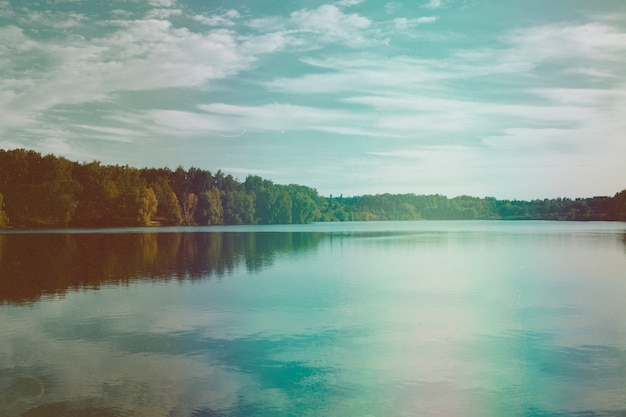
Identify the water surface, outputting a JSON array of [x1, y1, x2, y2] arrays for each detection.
[[1, 221, 625, 416]]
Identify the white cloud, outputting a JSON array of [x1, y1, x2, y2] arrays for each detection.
[[193, 9, 240, 26], [148, 110, 239, 135], [111, 9, 134, 18], [290, 5, 373, 46], [0, 18, 266, 138], [264, 55, 448, 94], [422, 0, 443, 9], [0, 2, 379, 142], [143, 103, 374, 137], [336, 0, 365, 6], [146, 8, 183, 19], [507, 23, 626, 66], [0, 140, 25, 149], [13, 9, 86, 29], [369, 145, 476, 160], [529, 87, 626, 106], [240, 31, 295, 55], [0, 25, 39, 59], [246, 16, 284, 31], [222, 167, 280, 176], [148, 0, 176, 7], [385, 2, 401, 14], [246, 4, 374, 49], [482, 127, 583, 155], [291, 5, 371, 31], [74, 124, 147, 139], [2, 2, 625, 198], [199, 102, 369, 134], [263, 20, 626, 144], [36, 137, 89, 160], [364, 145, 485, 196], [394, 16, 438, 29], [344, 91, 608, 138]]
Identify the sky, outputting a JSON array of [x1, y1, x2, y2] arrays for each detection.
[[1, 0, 625, 199]]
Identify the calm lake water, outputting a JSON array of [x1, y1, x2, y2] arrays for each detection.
[[1, 221, 625, 417]]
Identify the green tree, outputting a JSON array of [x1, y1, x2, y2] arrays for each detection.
[[244, 175, 276, 224], [607, 190, 626, 221], [162, 190, 183, 225], [169, 166, 190, 204], [194, 188, 223, 225], [0, 152, 81, 227], [136, 186, 158, 226], [274, 190, 293, 224], [287, 184, 322, 223], [148, 176, 183, 226], [188, 167, 213, 195], [222, 189, 255, 225], [182, 192, 198, 225], [291, 190, 316, 223]]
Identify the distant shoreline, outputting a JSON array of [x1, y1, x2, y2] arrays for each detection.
[[1, 149, 625, 229], [2, 218, 626, 234]]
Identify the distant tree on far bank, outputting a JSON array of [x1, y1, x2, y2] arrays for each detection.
[[606, 190, 626, 221]]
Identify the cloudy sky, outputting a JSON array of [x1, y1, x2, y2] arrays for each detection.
[[1, 0, 625, 199]]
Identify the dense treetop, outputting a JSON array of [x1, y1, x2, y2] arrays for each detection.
[[0, 149, 624, 228]]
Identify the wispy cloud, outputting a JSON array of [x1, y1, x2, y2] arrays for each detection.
[[122, 101, 388, 141], [148, 0, 177, 7], [421, 0, 443, 9], [194, 102, 372, 135], [290, 5, 373, 46], [263, 21, 626, 134], [369, 145, 476, 160], [247, 4, 378, 49], [393, 16, 438, 29], [336, 0, 366, 6], [1, 0, 625, 198], [362, 145, 487, 196], [0, 1, 380, 142], [506, 23, 626, 65], [0, 11, 276, 143], [36, 137, 87, 159], [18, 10, 87, 29], [145, 8, 183, 19], [222, 167, 280, 176], [264, 55, 448, 94], [193, 9, 240, 26], [384, 2, 401, 14], [73, 124, 147, 140]]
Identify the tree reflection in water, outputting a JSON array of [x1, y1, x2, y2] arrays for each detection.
[[0, 231, 326, 304]]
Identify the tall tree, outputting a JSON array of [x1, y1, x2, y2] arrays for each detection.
[[607, 190, 626, 221], [146, 175, 183, 226], [222, 189, 255, 225], [194, 188, 223, 225], [274, 190, 293, 224], [288, 184, 322, 223], [182, 192, 198, 225]]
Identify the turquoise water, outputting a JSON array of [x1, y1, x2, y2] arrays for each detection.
[[1, 221, 625, 416]]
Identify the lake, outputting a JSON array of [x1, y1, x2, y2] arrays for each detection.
[[1, 221, 625, 417]]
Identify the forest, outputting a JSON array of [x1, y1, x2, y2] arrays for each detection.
[[0, 149, 625, 228]]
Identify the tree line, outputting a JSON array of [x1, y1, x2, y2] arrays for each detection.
[[0, 149, 624, 228], [0, 149, 323, 228], [326, 192, 626, 222]]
